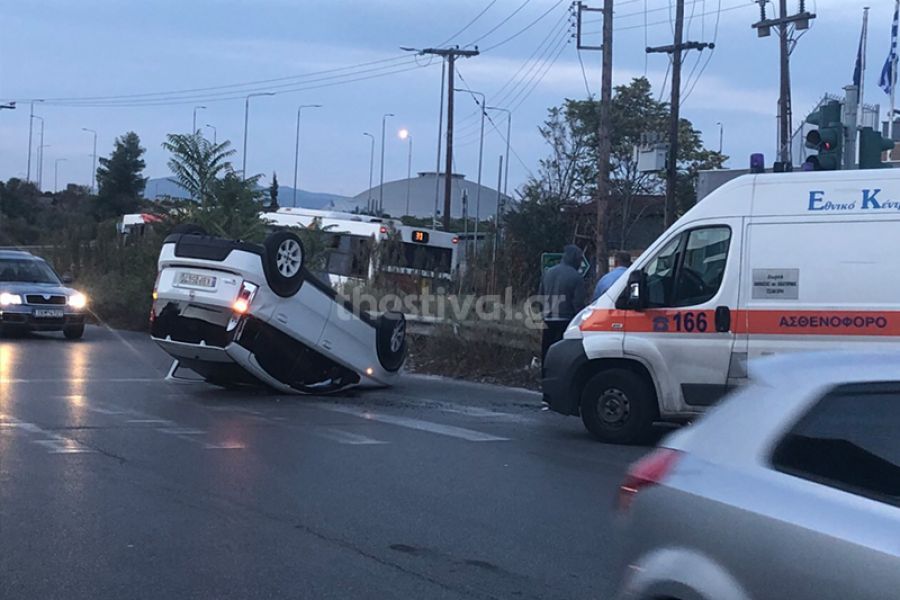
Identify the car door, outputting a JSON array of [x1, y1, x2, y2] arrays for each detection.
[[623, 220, 741, 412]]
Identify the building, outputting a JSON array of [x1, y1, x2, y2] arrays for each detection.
[[328, 171, 513, 220]]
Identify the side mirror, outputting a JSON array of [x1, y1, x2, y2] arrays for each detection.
[[62, 274, 75, 284], [616, 270, 648, 310]]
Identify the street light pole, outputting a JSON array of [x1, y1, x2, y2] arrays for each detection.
[[81, 128, 98, 194], [486, 107, 511, 197], [54, 158, 67, 192], [293, 104, 322, 207], [363, 132, 375, 214], [242, 92, 275, 179], [717, 121, 724, 155], [192, 106, 206, 134], [205, 124, 217, 144], [398, 129, 413, 216], [379, 113, 394, 215], [456, 89, 485, 264], [38, 144, 50, 193], [33, 116, 45, 191]]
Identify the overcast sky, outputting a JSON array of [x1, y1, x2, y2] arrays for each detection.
[[0, 0, 893, 198]]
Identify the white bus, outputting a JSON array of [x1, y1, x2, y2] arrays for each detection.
[[263, 207, 460, 286]]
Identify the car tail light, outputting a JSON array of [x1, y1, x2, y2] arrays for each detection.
[[617, 448, 682, 513], [451, 236, 459, 244], [379, 226, 388, 234], [151, 271, 162, 301], [227, 281, 259, 331]]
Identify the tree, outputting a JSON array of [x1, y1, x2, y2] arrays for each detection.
[[162, 133, 236, 204], [95, 132, 147, 219], [190, 172, 266, 241], [267, 172, 280, 212]]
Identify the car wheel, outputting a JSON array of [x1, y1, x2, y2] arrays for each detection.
[[263, 231, 305, 297], [171, 223, 207, 236], [376, 312, 407, 372], [580, 369, 657, 444], [63, 324, 85, 340]]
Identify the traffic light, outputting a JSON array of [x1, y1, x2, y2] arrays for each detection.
[[858, 126, 895, 169], [804, 100, 843, 171]]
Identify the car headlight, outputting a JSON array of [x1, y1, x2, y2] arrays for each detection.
[[0, 292, 22, 306], [68, 293, 88, 309]]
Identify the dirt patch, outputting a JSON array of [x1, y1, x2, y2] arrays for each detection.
[[405, 329, 541, 391]]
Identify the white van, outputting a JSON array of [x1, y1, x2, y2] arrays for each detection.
[[543, 169, 900, 444]]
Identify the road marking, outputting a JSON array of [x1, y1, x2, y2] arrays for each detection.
[[157, 427, 206, 436], [377, 395, 538, 424], [0, 377, 163, 384], [126, 419, 173, 424], [0, 413, 95, 454], [319, 405, 510, 442], [313, 427, 388, 445]]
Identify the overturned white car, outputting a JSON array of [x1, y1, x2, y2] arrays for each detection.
[[150, 226, 407, 393]]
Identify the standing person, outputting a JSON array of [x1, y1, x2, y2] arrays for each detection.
[[592, 251, 631, 301], [539, 245, 587, 369]]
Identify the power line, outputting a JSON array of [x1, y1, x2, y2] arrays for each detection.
[[437, 0, 499, 46], [577, 48, 594, 97], [581, 0, 753, 34], [28, 55, 414, 104], [466, 0, 533, 46], [481, 0, 566, 52]]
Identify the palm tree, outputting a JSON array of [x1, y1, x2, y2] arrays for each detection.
[[162, 133, 235, 204]]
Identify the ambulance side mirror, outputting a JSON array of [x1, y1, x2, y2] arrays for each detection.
[[617, 270, 648, 311]]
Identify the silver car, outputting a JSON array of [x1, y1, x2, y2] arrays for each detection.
[[615, 352, 900, 600]]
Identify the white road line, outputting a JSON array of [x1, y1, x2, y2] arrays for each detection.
[[126, 419, 173, 425], [313, 427, 388, 445], [0, 378, 163, 384], [0, 413, 95, 454], [157, 427, 206, 436], [375, 395, 538, 424], [319, 405, 510, 442]]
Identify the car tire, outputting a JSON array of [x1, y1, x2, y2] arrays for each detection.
[[580, 368, 657, 445], [171, 223, 207, 236], [376, 312, 407, 372], [63, 324, 85, 340], [263, 231, 305, 298]]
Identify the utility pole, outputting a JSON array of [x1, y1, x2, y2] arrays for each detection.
[[576, 1, 614, 275], [411, 46, 479, 230], [647, 0, 714, 228], [82, 128, 98, 194], [752, 0, 816, 168]]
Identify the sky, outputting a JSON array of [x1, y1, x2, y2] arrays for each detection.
[[0, 0, 895, 199]]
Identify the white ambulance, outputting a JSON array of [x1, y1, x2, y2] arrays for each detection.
[[543, 168, 900, 444]]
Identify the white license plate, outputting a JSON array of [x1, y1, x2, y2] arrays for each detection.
[[175, 272, 217, 289], [34, 309, 63, 318]]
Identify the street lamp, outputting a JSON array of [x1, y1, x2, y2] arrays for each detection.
[[363, 132, 375, 214], [456, 88, 486, 264], [293, 104, 323, 207], [38, 143, 51, 193], [81, 128, 98, 194], [32, 116, 45, 190], [192, 105, 206, 134], [486, 106, 511, 197], [242, 92, 276, 179], [379, 112, 394, 215], [54, 158, 67, 192], [26, 100, 44, 183], [205, 123, 217, 144], [398, 128, 413, 216]]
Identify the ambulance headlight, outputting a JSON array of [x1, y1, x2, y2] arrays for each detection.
[[564, 307, 591, 339]]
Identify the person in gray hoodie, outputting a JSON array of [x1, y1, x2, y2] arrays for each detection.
[[538, 244, 587, 369]]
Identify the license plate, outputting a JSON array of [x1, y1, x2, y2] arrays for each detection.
[[175, 272, 217, 289], [34, 309, 63, 318]]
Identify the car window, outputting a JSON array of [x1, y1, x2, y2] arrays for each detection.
[[771, 383, 900, 507], [672, 227, 731, 307], [0, 258, 61, 284], [645, 234, 683, 307]]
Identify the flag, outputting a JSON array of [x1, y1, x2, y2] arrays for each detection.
[[854, 17, 865, 88], [879, 1, 899, 94]]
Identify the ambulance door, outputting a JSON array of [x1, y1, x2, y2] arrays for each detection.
[[623, 220, 742, 412]]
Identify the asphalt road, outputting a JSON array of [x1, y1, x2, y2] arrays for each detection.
[[0, 326, 654, 600]]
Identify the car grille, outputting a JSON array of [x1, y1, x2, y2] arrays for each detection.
[[25, 294, 67, 305]]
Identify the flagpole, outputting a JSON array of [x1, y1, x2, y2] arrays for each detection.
[[892, 0, 899, 140], [860, 7, 869, 122]]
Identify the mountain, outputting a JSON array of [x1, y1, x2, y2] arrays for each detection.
[[143, 177, 352, 210]]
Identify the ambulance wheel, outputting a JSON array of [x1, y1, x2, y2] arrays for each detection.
[[171, 223, 207, 236], [376, 312, 407, 372], [263, 231, 305, 298], [580, 369, 657, 445]]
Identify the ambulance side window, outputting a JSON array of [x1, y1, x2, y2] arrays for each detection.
[[645, 234, 683, 307], [643, 226, 731, 308]]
